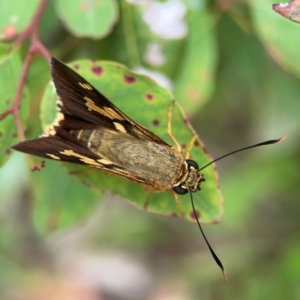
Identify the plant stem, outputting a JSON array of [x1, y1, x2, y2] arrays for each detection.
[[0, 0, 51, 142]]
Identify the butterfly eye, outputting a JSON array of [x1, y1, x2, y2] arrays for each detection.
[[186, 159, 199, 170], [173, 184, 188, 195]]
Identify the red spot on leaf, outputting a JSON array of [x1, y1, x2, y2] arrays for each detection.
[[3, 25, 17, 39], [74, 64, 80, 70], [124, 74, 136, 84], [81, 180, 91, 188], [190, 210, 200, 220], [146, 93, 153, 100], [170, 212, 178, 218], [5, 149, 11, 155], [153, 119, 160, 126], [79, 1, 91, 11], [31, 161, 45, 172], [92, 66, 103, 76], [181, 143, 186, 149], [194, 140, 199, 147], [211, 220, 219, 225], [202, 145, 209, 154], [183, 118, 189, 124]]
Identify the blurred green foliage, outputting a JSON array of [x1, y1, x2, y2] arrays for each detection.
[[0, 44, 29, 166], [0, 0, 299, 299]]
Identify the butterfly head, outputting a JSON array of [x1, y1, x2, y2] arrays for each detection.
[[173, 160, 205, 195]]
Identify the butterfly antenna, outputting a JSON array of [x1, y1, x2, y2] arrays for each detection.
[[190, 191, 228, 282], [192, 136, 287, 281], [198, 136, 287, 171]]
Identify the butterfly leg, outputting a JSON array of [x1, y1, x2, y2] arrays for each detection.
[[167, 100, 182, 152], [143, 191, 153, 209], [185, 136, 197, 159], [170, 190, 185, 216]]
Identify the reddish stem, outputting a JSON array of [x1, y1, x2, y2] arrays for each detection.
[[14, 0, 49, 48], [0, 0, 51, 141]]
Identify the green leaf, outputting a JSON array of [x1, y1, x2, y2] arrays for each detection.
[[55, 0, 119, 39], [0, 0, 39, 40], [174, 11, 217, 114], [40, 0, 61, 38], [111, 3, 217, 113], [251, 0, 300, 78], [40, 59, 223, 224], [31, 159, 101, 235], [112, 1, 187, 75], [0, 44, 30, 167]]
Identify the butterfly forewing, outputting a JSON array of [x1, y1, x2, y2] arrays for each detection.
[[50, 58, 169, 145]]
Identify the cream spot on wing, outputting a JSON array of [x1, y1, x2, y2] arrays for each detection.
[[104, 107, 124, 121], [97, 158, 113, 165], [84, 96, 107, 114], [79, 82, 93, 90], [46, 153, 61, 160], [84, 96, 124, 121], [113, 122, 127, 133], [40, 133, 49, 137], [60, 149, 100, 166], [56, 97, 63, 108], [44, 112, 65, 136]]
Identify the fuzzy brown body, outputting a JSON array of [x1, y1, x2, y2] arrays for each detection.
[[71, 127, 184, 191]]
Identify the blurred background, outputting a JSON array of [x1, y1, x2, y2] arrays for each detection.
[[0, 0, 299, 299]]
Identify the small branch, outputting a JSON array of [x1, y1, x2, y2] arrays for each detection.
[[31, 19, 51, 61], [14, 0, 49, 48], [0, 0, 50, 141], [0, 53, 33, 121]]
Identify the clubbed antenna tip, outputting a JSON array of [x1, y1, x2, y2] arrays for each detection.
[[278, 136, 288, 142], [222, 269, 228, 283]]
